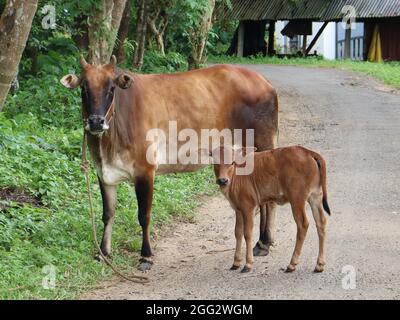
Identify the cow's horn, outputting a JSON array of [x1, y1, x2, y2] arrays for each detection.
[[110, 55, 117, 66], [80, 55, 88, 68]]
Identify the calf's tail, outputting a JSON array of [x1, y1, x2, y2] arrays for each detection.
[[312, 152, 331, 215]]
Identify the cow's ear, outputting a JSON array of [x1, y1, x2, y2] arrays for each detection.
[[60, 74, 80, 89], [198, 148, 212, 157], [115, 73, 134, 89]]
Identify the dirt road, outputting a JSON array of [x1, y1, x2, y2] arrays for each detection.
[[85, 65, 400, 300]]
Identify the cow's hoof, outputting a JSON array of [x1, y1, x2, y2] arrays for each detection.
[[285, 265, 296, 273], [314, 264, 325, 273], [138, 258, 153, 272], [230, 265, 240, 271], [241, 266, 252, 273], [253, 243, 270, 257]]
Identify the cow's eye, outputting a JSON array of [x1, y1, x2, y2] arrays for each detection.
[[109, 87, 115, 95]]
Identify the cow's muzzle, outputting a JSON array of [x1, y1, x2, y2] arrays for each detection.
[[216, 178, 229, 186], [86, 115, 109, 135]]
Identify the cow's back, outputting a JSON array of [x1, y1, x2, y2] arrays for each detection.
[[118, 64, 278, 172]]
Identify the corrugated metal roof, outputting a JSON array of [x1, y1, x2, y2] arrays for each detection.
[[322, 0, 400, 20], [217, 0, 400, 21], [276, 0, 330, 20]]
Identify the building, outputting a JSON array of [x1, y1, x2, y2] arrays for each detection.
[[275, 20, 364, 60], [218, 0, 400, 61]]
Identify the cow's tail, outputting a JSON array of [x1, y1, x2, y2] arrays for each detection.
[[311, 152, 331, 215]]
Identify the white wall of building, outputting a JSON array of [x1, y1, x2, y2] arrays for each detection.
[[275, 21, 337, 60]]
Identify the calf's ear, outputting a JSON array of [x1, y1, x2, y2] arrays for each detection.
[[60, 74, 80, 89], [115, 73, 134, 89], [234, 147, 257, 160], [240, 147, 257, 157]]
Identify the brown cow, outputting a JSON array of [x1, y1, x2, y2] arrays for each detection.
[[208, 145, 331, 273], [60, 56, 279, 271]]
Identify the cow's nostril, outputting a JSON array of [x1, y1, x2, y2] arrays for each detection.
[[217, 178, 229, 186], [99, 118, 105, 125]]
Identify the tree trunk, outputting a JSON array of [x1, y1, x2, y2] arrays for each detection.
[[148, 18, 167, 56], [113, 0, 131, 63], [147, 5, 168, 56], [133, 0, 148, 70], [188, 0, 215, 70], [88, 0, 127, 65], [0, 0, 38, 111]]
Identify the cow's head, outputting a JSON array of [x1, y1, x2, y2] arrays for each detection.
[[202, 146, 257, 188], [60, 55, 134, 135]]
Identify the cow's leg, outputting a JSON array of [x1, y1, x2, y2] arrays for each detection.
[[253, 130, 278, 257], [135, 171, 155, 272], [309, 195, 327, 273], [286, 202, 309, 273], [253, 205, 268, 256], [231, 210, 244, 270], [265, 201, 277, 245], [242, 208, 255, 273], [96, 178, 117, 260], [253, 202, 276, 256]]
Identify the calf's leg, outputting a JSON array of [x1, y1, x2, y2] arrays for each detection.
[[231, 210, 244, 270], [286, 203, 309, 272], [242, 209, 255, 273], [97, 178, 117, 259], [309, 196, 327, 272]]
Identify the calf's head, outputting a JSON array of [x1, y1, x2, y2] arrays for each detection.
[[204, 146, 257, 188], [60, 55, 134, 135]]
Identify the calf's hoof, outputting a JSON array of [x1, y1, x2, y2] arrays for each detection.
[[241, 266, 252, 273], [230, 265, 240, 271], [314, 263, 325, 273], [138, 258, 153, 272], [285, 265, 296, 273], [253, 242, 270, 257]]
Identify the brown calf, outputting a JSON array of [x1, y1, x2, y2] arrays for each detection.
[[208, 145, 331, 273]]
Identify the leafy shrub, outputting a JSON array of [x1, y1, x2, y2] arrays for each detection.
[[141, 51, 188, 73]]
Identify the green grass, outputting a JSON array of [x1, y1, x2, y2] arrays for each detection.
[[0, 52, 216, 299], [209, 55, 400, 89]]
